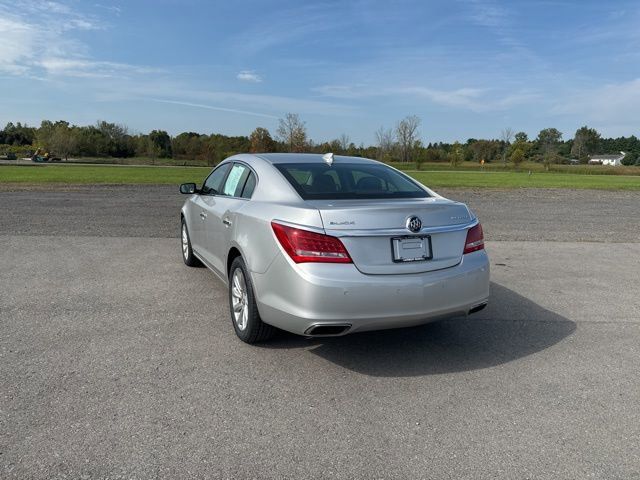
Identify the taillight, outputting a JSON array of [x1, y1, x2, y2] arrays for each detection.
[[464, 223, 484, 254], [271, 221, 352, 263]]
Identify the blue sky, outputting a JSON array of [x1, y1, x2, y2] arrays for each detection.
[[1, 0, 639, 144]]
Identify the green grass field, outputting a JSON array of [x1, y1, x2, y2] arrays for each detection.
[[0, 164, 210, 185], [389, 160, 640, 176], [8, 155, 640, 175], [410, 171, 640, 190], [1, 163, 639, 190]]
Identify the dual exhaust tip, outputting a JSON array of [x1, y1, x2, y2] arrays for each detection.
[[305, 302, 488, 337]]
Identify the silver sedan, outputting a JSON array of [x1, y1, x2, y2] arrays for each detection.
[[180, 153, 489, 343]]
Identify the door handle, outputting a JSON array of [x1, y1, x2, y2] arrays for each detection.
[[200, 212, 207, 219], [222, 218, 232, 226]]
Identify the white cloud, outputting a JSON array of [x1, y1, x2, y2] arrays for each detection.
[[150, 99, 278, 119], [229, 4, 347, 56], [39, 57, 162, 78], [0, 17, 37, 74], [396, 86, 485, 108], [459, 0, 541, 56], [94, 3, 121, 15], [236, 70, 262, 83], [552, 78, 640, 127], [90, 81, 356, 118], [314, 84, 487, 109], [0, 1, 135, 78], [192, 89, 354, 116], [463, 0, 509, 29], [399, 86, 541, 111], [312, 84, 370, 99], [313, 82, 539, 112]]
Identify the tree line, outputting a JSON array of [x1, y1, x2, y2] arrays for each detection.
[[1, 115, 639, 166]]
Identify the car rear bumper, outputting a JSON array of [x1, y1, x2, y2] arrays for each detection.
[[251, 250, 490, 336]]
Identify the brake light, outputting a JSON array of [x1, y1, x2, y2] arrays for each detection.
[[271, 222, 352, 263], [464, 223, 484, 254]]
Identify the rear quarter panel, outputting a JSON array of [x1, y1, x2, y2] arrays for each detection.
[[232, 201, 324, 275]]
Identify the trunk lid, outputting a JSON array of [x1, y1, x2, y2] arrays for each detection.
[[308, 198, 474, 275]]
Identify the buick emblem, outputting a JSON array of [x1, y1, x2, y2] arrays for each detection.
[[406, 216, 422, 233]]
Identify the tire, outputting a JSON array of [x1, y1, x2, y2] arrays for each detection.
[[228, 257, 275, 343], [181, 218, 201, 267]]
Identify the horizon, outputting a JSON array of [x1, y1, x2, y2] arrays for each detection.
[[1, 0, 639, 144], [2, 118, 639, 147]]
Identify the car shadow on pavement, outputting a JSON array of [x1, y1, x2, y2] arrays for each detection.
[[264, 282, 576, 377]]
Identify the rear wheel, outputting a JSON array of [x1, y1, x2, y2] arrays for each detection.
[[181, 218, 201, 267], [229, 257, 274, 343]]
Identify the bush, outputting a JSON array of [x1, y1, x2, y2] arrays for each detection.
[[0, 144, 34, 158]]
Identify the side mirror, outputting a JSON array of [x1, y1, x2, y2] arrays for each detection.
[[180, 183, 197, 194]]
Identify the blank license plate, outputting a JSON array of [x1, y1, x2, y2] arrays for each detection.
[[391, 236, 432, 262]]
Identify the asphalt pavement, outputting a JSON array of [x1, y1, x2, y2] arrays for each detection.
[[1, 186, 639, 479]]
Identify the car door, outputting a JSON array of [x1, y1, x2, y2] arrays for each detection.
[[200, 162, 254, 276], [192, 162, 232, 259]]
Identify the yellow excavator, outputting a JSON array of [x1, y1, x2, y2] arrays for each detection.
[[31, 148, 61, 163]]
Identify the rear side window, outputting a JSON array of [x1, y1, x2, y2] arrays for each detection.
[[241, 172, 257, 198], [203, 162, 257, 198], [223, 164, 251, 197], [213, 163, 257, 199], [274, 162, 429, 200]]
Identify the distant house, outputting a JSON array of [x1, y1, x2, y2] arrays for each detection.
[[588, 152, 626, 166]]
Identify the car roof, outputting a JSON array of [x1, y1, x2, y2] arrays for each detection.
[[252, 153, 377, 165]]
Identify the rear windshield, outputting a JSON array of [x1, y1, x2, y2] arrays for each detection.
[[274, 162, 429, 200]]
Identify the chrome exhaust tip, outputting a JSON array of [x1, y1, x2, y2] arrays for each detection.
[[304, 324, 352, 336]]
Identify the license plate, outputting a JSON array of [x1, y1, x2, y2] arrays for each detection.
[[391, 236, 432, 262]]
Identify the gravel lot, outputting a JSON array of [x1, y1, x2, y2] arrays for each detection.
[[1, 185, 638, 242], [1, 186, 639, 479]]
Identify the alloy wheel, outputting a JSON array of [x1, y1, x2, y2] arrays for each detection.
[[182, 224, 189, 259], [231, 268, 249, 331]]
